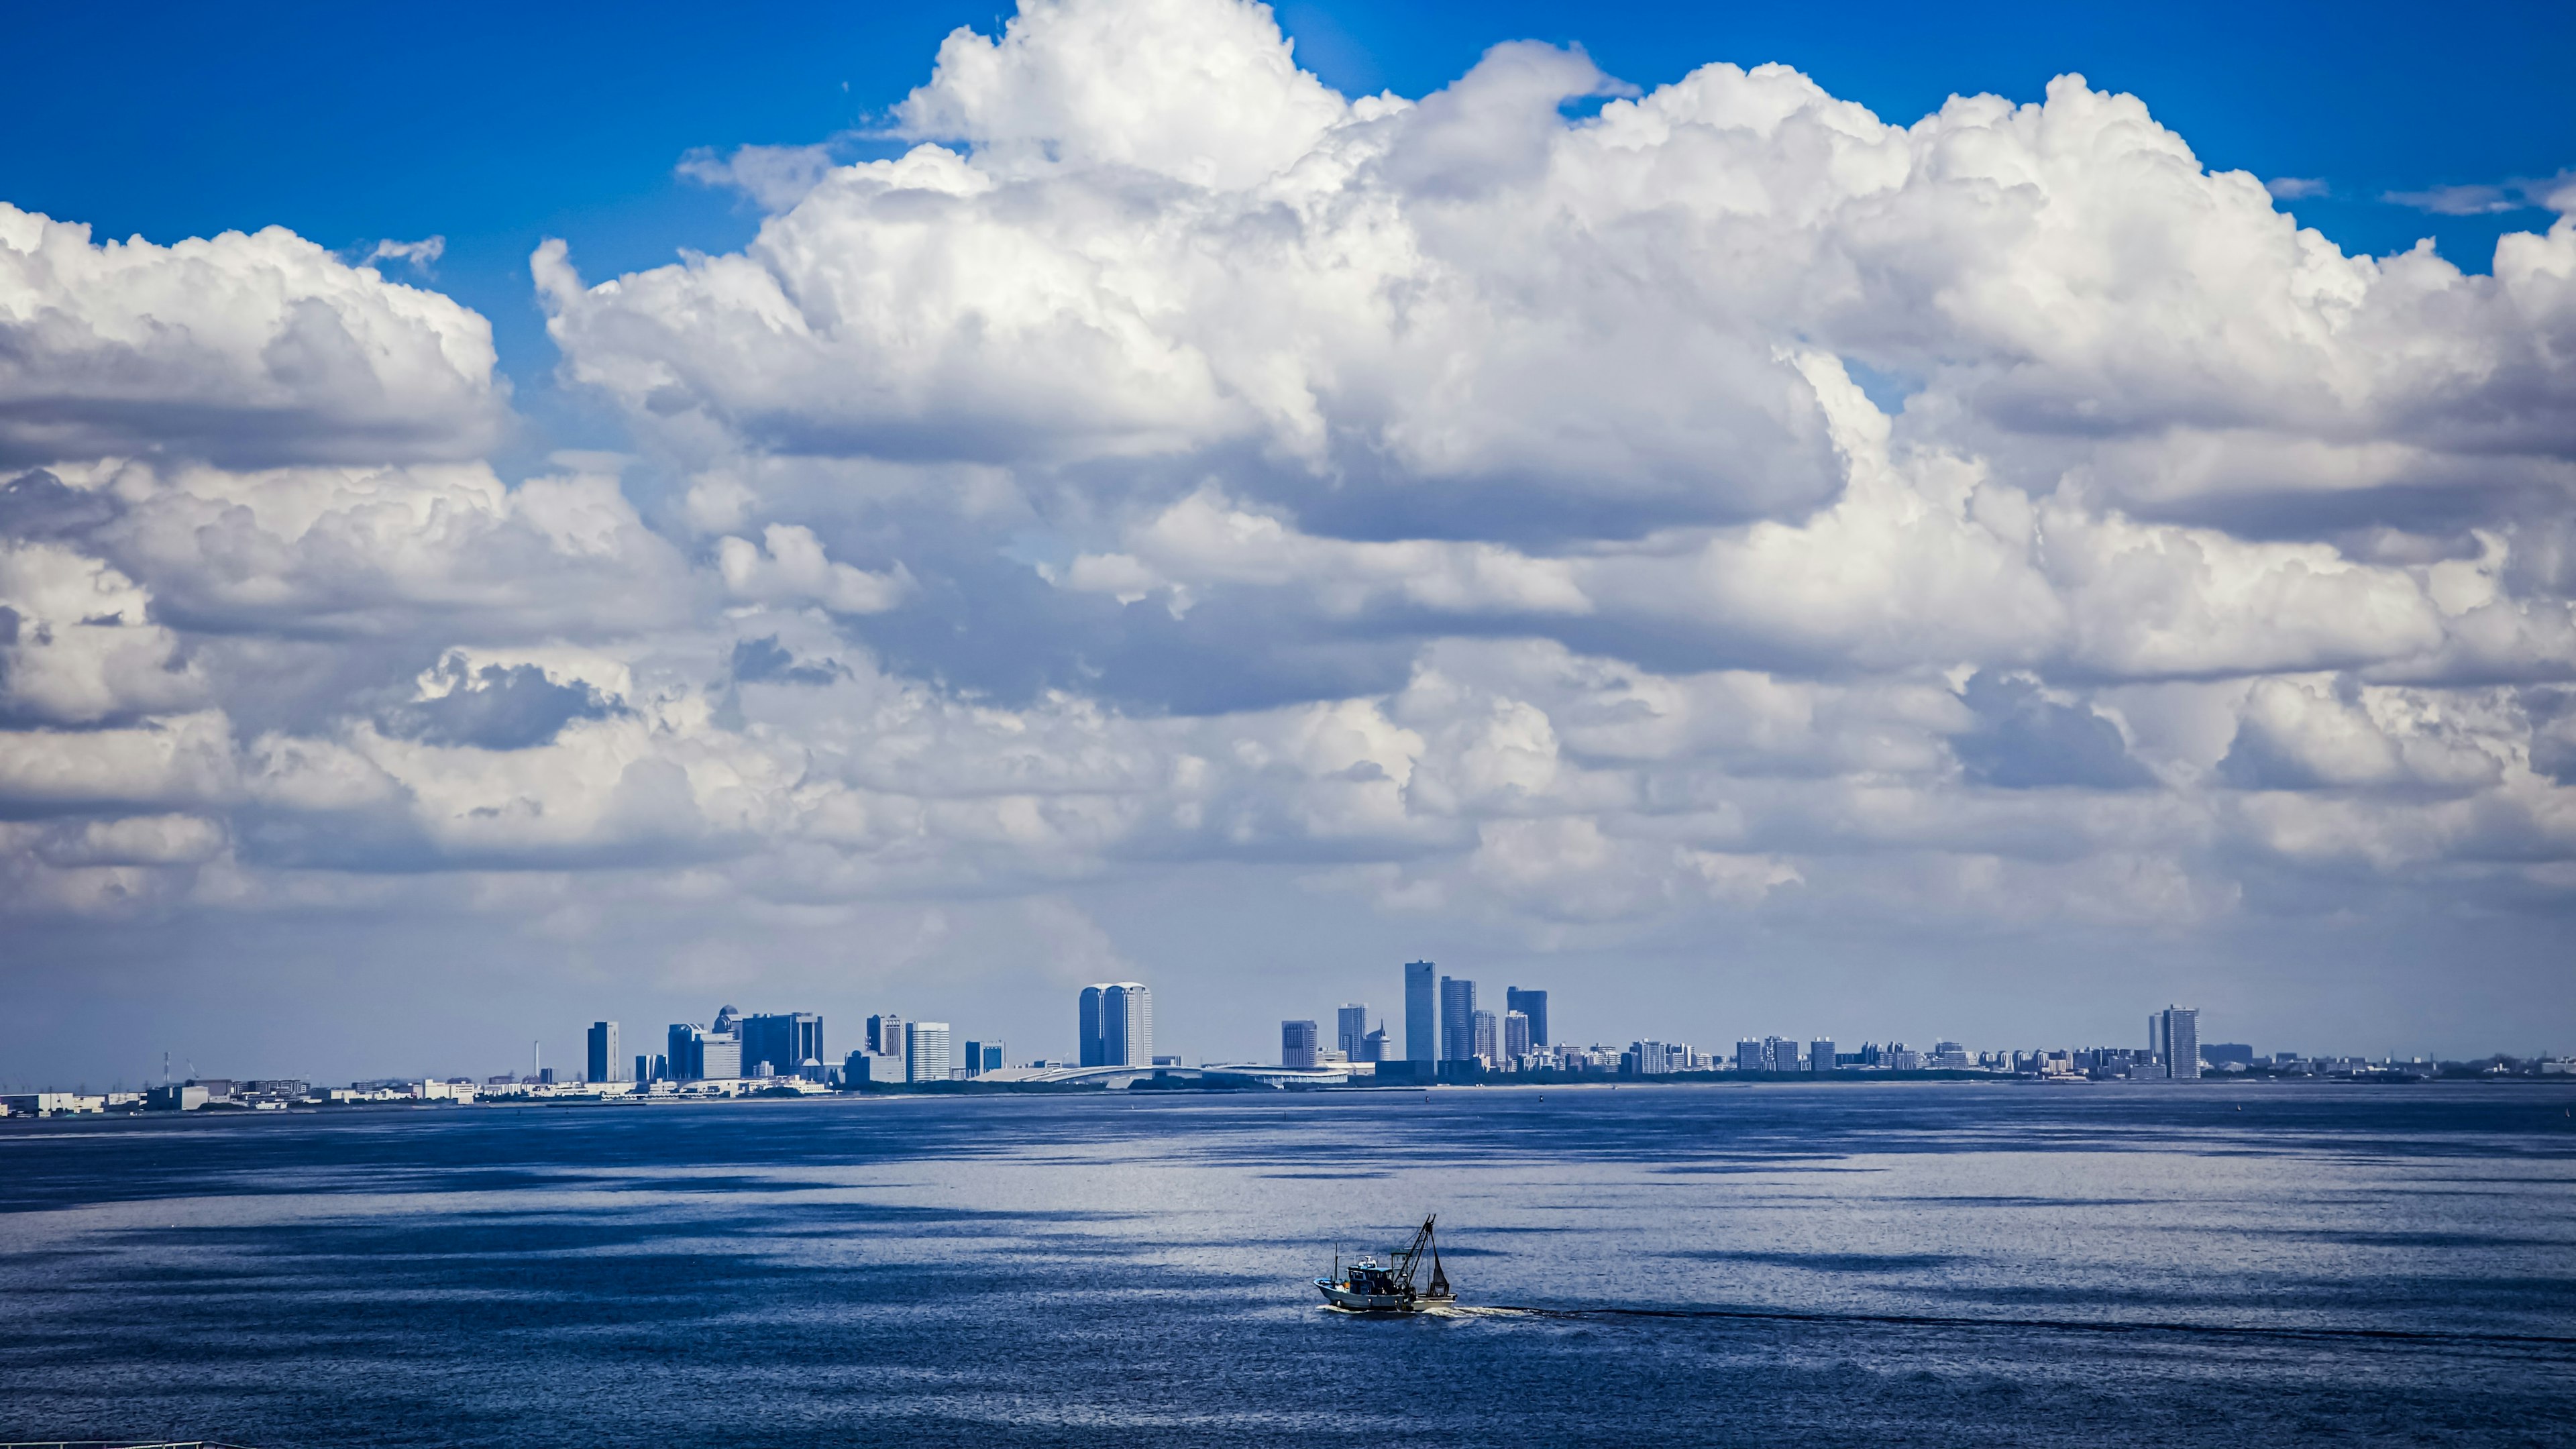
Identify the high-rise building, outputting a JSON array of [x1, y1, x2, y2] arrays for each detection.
[[1336, 1004, 1369, 1059], [1079, 985, 1108, 1067], [1360, 1026, 1387, 1062], [1471, 1010, 1499, 1064], [1505, 988, 1548, 1046], [702, 1020, 743, 1079], [906, 1022, 953, 1082], [1809, 1038, 1836, 1074], [1440, 976, 1477, 1061], [1103, 983, 1152, 1067], [633, 1054, 649, 1083], [1283, 1020, 1320, 1068], [867, 1012, 906, 1067], [1735, 1038, 1763, 1072], [962, 1040, 1004, 1077], [586, 1021, 621, 1083], [1632, 1040, 1670, 1075], [1504, 1010, 1532, 1059], [1764, 1036, 1796, 1073], [667, 1024, 704, 1080], [1405, 962, 1436, 1063], [744, 1012, 824, 1077], [2149, 1007, 2201, 1081]]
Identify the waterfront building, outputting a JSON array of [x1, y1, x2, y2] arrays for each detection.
[[1735, 1038, 1763, 1072], [1471, 1009, 1499, 1065], [1283, 1020, 1320, 1069], [1631, 1040, 1670, 1076], [1762, 1036, 1796, 1073], [1440, 976, 1477, 1061], [1100, 983, 1152, 1067], [1505, 1010, 1532, 1059], [906, 1022, 953, 1082], [745, 1012, 824, 1078], [1405, 961, 1436, 1063], [702, 1010, 743, 1081], [586, 1021, 622, 1083], [1360, 1025, 1389, 1062], [1079, 985, 1107, 1067], [2149, 1007, 2201, 1080], [1336, 1004, 1369, 1059], [1809, 1037, 1836, 1074], [961, 1041, 1004, 1076], [1505, 988, 1549, 1046], [666, 1024, 704, 1080], [633, 1054, 649, 1083]]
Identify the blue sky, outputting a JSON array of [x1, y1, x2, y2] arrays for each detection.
[[2, 0, 2573, 1083]]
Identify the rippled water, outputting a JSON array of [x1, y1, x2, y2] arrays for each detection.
[[3, 1082, 2572, 1446]]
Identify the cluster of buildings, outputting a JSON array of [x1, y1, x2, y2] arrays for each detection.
[[14, 982, 2575, 1117]]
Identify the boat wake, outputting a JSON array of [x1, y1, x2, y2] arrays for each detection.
[[1339, 1301, 2576, 1350]]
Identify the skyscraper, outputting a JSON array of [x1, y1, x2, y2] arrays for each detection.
[[666, 1024, 704, 1080], [1809, 1038, 1836, 1074], [1440, 976, 1477, 1061], [1079, 985, 1107, 1067], [1102, 982, 1152, 1067], [1735, 1038, 1763, 1072], [1283, 1020, 1320, 1068], [2149, 1007, 2201, 1081], [1336, 1004, 1369, 1059], [1504, 1010, 1532, 1059], [1505, 987, 1548, 1047], [744, 1012, 824, 1077], [905, 1022, 952, 1082], [586, 1021, 621, 1083], [1404, 962, 1436, 1063], [1470, 1009, 1498, 1064]]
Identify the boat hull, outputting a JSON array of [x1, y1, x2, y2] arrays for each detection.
[[1314, 1279, 1416, 1311]]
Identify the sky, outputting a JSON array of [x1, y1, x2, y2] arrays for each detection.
[[2, 0, 2573, 1087]]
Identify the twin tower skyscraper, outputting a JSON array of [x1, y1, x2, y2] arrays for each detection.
[[1077, 983, 1155, 1068]]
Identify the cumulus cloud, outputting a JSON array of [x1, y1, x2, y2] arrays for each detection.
[[1, 0, 2572, 1060], [0, 205, 508, 468]]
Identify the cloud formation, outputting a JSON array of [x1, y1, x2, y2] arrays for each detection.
[[2, 0, 2571, 1053]]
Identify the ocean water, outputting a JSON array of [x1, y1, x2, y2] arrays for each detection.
[[1, 1082, 2571, 1448]]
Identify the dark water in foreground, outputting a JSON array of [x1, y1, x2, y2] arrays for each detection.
[[2, 1083, 2573, 1448]]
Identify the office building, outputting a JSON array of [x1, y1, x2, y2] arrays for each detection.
[[1440, 976, 1477, 1061], [906, 1022, 953, 1082], [1336, 1004, 1369, 1059], [1504, 1010, 1532, 1059], [1360, 1026, 1388, 1062], [1079, 985, 1108, 1067], [1471, 1010, 1499, 1064], [1283, 1020, 1320, 1069], [1809, 1038, 1836, 1074], [1632, 1040, 1669, 1076], [1735, 1038, 1763, 1072], [1405, 961, 1436, 1063], [962, 1040, 1004, 1077], [2149, 1007, 2201, 1081], [1505, 987, 1548, 1047], [586, 1021, 622, 1083], [1099, 982, 1152, 1067], [633, 1054, 649, 1083], [667, 1024, 704, 1080], [745, 1012, 824, 1077], [1764, 1036, 1796, 1073]]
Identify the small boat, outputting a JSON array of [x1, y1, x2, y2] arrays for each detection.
[[1315, 1214, 1454, 1311]]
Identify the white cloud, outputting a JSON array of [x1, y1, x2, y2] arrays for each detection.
[[0, 205, 506, 468], [1, 0, 2572, 1059]]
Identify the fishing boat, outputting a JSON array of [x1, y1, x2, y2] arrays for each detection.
[[1314, 1214, 1454, 1311]]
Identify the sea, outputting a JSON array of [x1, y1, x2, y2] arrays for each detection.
[[1, 1081, 2571, 1448]]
